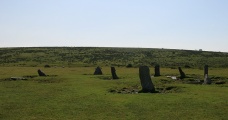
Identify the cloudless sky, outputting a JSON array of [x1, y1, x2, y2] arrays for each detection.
[[0, 0, 228, 52]]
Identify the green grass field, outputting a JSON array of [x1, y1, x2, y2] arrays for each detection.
[[0, 67, 227, 120]]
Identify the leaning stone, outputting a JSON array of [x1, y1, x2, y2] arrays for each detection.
[[139, 66, 155, 93], [38, 69, 46, 76], [178, 67, 186, 79], [94, 67, 103, 75], [111, 67, 119, 79]]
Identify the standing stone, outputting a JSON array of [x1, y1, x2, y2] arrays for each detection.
[[94, 66, 102, 75], [204, 65, 208, 76], [178, 67, 186, 79], [139, 66, 155, 93], [38, 69, 46, 76], [111, 67, 119, 79], [154, 65, 161, 77], [204, 74, 211, 84]]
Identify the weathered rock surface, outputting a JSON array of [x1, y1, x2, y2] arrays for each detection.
[[94, 67, 103, 75], [204, 74, 211, 84], [204, 65, 209, 76], [111, 67, 119, 79], [38, 69, 46, 76], [178, 67, 186, 79], [154, 65, 160, 77], [139, 66, 155, 93]]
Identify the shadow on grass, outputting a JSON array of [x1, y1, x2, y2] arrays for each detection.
[[1, 75, 60, 83], [108, 85, 183, 94]]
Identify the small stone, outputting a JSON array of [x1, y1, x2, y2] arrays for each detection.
[[94, 67, 102, 75], [38, 69, 46, 76]]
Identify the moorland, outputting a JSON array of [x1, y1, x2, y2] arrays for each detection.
[[0, 47, 227, 120], [0, 47, 228, 68]]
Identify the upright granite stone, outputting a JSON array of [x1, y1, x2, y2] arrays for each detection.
[[204, 74, 211, 84], [154, 65, 161, 77], [94, 66, 103, 75], [178, 67, 186, 79], [38, 69, 46, 76], [111, 67, 119, 79], [204, 65, 208, 76], [139, 66, 155, 93]]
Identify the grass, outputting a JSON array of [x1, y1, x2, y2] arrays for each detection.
[[0, 66, 227, 120]]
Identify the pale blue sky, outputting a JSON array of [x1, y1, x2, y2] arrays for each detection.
[[0, 0, 228, 52]]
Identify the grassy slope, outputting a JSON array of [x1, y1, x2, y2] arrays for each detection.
[[1, 47, 228, 68], [0, 67, 227, 120]]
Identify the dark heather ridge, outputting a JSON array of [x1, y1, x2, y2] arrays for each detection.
[[0, 47, 228, 68]]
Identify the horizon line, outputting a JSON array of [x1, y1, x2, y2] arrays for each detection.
[[0, 46, 226, 53]]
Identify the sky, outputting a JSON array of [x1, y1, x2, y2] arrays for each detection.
[[0, 0, 228, 52]]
